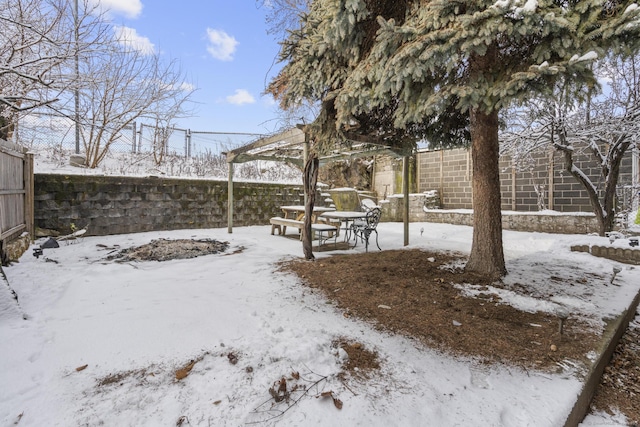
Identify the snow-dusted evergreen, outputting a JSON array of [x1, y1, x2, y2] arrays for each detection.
[[268, 0, 640, 279]]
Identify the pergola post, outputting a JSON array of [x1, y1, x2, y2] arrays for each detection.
[[227, 161, 234, 234], [403, 155, 409, 246], [222, 125, 406, 247], [303, 131, 309, 206]]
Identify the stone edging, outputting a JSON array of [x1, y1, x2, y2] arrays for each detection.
[[563, 287, 640, 426], [571, 244, 640, 265]]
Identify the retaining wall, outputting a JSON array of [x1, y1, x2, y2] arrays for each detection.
[[34, 174, 305, 236], [34, 174, 605, 238], [374, 146, 637, 213], [571, 244, 640, 265], [380, 192, 600, 234]]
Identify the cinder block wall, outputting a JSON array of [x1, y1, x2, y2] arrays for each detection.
[[33, 174, 608, 237], [34, 174, 305, 236], [380, 193, 599, 234], [411, 147, 635, 212]]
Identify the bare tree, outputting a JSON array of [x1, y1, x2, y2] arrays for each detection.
[[1, 0, 68, 138], [255, 0, 315, 134], [151, 121, 172, 166], [257, 0, 310, 38], [501, 54, 640, 236], [75, 38, 194, 168], [0, 0, 106, 139]]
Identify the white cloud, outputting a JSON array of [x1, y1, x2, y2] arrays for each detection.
[[262, 94, 277, 106], [113, 26, 155, 55], [206, 28, 238, 61], [180, 82, 196, 92], [226, 89, 255, 105], [92, 0, 143, 19]]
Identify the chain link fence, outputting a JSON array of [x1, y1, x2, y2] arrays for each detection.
[[14, 112, 302, 183], [16, 112, 261, 157]]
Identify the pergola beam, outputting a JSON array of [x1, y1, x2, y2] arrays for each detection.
[[232, 153, 304, 167], [226, 128, 305, 163], [226, 125, 411, 244]]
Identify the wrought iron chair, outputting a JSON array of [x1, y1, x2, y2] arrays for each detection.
[[350, 207, 382, 252], [360, 198, 378, 212]]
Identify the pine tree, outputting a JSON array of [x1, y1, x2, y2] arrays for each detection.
[[269, 0, 640, 279]]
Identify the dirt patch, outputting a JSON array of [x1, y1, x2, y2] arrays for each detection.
[[283, 248, 640, 422], [105, 238, 230, 262], [281, 249, 600, 372], [590, 320, 640, 423], [333, 338, 380, 381], [96, 368, 151, 388], [95, 240, 636, 422]]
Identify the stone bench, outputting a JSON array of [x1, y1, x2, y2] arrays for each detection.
[[270, 217, 304, 236], [270, 217, 338, 250]]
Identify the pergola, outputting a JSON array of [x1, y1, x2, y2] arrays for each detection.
[[225, 125, 412, 245]]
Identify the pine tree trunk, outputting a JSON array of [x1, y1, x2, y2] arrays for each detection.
[[302, 153, 319, 260], [465, 108, 507, 280]]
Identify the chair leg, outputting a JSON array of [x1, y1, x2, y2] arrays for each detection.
[[374, 230, 381, 250]]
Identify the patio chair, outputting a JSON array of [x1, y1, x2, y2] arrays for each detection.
[[350, 207, 382, 252], [360, 198, 378, 212]]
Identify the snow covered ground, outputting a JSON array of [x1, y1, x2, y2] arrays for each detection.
[[30, 147, 303, 184], [1, 221, 639, 426]]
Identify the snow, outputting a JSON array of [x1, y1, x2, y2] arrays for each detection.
[[519, 0, 538, 13], [491, 0, 538, 16], [577, 51, 599, 62], [1, 222, 639, 426], [29, 148, 303, 185], [424, 207, 599, 217], [492, 0, 511, 8]]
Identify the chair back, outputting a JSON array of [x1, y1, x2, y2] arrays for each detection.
[[361, 198, 378, 212], [365, 207, 382, 229]]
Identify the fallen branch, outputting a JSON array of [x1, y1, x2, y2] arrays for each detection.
[[246, 369, 333, 424]]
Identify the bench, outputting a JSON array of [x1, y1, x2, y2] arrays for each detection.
[[270, 217, 338, 250], [270, 217, 304, 236], [310, 223, 338, 251]]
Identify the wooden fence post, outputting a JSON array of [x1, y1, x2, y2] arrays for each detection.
[[24, 152, 34, 239]]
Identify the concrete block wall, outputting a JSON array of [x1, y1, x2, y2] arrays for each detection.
[[419, 210, 599, 234], [372, 156, 418, 201], [34, 174, 305, 236], [372, 156, 398, 199], [380, 193, 436, 222], [32, 174, 608, 237], [411, 146, 636, 213], [571, 244, 640, 265], [499, 152, 553, 212], [437, 149, 472, 209]]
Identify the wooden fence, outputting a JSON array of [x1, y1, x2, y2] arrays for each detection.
[[0, 139, 33, 254]]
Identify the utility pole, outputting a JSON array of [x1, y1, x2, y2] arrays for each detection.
[[74, 0, 80, 154]]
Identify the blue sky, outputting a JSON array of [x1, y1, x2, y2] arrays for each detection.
[[100, 0, 286, 135]]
